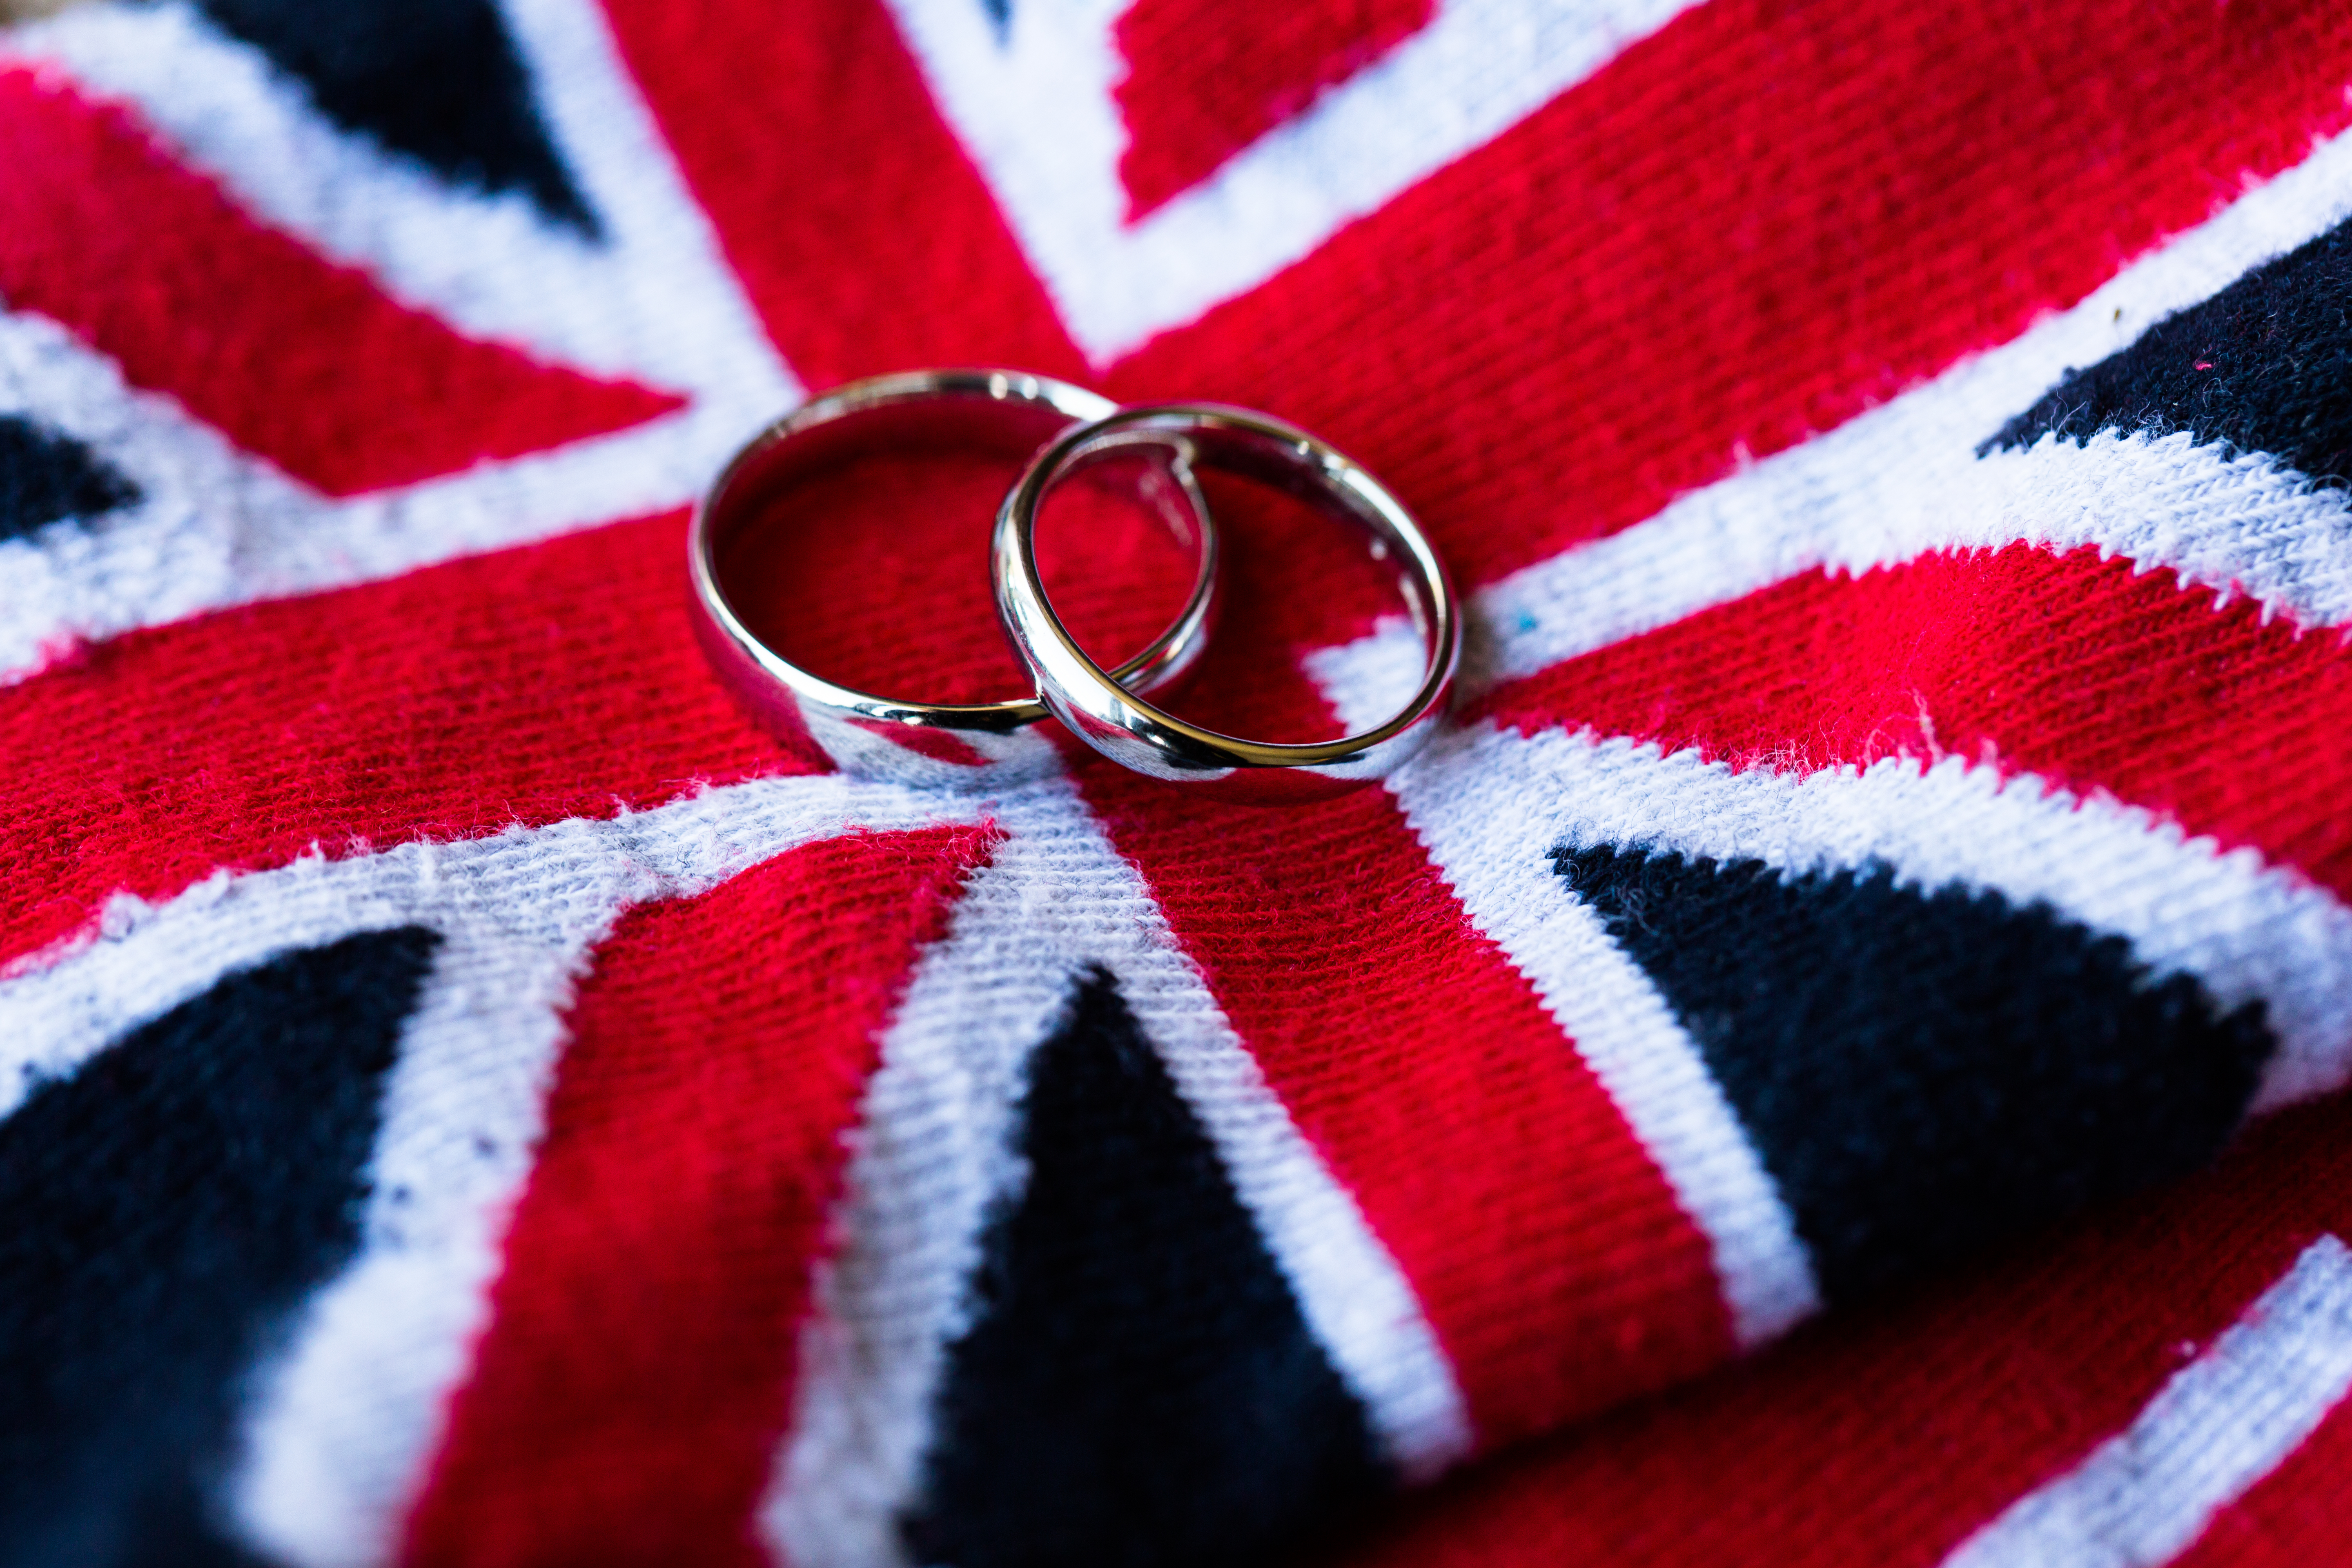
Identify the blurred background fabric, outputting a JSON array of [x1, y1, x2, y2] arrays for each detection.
[[1, 0, 2350, 1564]]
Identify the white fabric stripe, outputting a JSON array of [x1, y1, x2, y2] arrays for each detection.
[[501, 0, 795, 415], [0, 303, 755, 684], [886, 0, 1700, 363], [1942, 1233, 2352, 1568], [231, 779, 976, 1568], [1477, 123, 2352, 674], [763, 816, 1065, 1568], [1382, 719, 2352, 1345], [0, 304, 317, 681], [0, 773, 969, 1568], [0, 774, 957, 1120], [1034, 780, 1474, 1481], [1310, 123, 2352, 698], [1412, 724, 2352, 1117], [0, 0, 796, 684], [765, 780, 1474, 1568], [1387, 727, 1822, 1347], [5, 0, 794, 418], [1307, 136, 2352, 1298]]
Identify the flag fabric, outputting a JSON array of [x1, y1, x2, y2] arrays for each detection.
[[1, 0, 2350, 1563]]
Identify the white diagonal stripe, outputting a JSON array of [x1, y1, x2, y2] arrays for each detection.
[[1478, 124, 2352, 671], [765, 778, 1474, 1568], [1943, 1233, 2352, 1568], [5, 0, 793, 417], [0, 773, 968, 1568], [886, 0, 1702, 363], [1382, 721, 2352, 1343], [1309, 122, 2352, 705], [1386, 725, 1821, 1347], [0, 0, 797, 683], [1421, 724, 2352, 1115], [0, 298, 759, 684]]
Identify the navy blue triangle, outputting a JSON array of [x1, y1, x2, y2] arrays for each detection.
[[0, 416, 141, 545], [902, 968, 1389, 1568], [1554, 846, 2273, 1302], [1983, 218, 2352, 485], [189, 0, 598, 236], [0, 927, 441, 1568]]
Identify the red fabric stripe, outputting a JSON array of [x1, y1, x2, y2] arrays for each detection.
[[0, 510, 797, 971], [1108, 0, 2352, 588], [403, 826, 993, 1568], [0, 69, 678, 496], [1113, 0, 1433, 219], [1073, 478, 1729, 1448], [599, 0, 1086, 389], [1331, 1094, 2352, 1568], [1475, 543, 2352, 901]]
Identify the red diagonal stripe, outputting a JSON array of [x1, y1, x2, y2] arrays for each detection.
[[404, 826, 994, 1568], [1114, 0, 1434, 220], [0, 67, 679, 496], [1477, 543, 2352, 900], [600, 0, 1086, 388], [1332, 1095, 2352, 1568], [1074, 478, 1730, 1448], [0, 511, 798, 971], [1109, 0, 2352, 588]]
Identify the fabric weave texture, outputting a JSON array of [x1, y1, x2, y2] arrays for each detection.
[[2, 0, 2351, 1564]]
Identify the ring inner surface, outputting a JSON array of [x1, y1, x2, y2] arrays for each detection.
[[714, 398, 1206, 713], [1042, 424, 1429, 747]]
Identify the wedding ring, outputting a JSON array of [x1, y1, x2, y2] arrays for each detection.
[[690, 369, 1219, 787], [995, 404, 1459, 804]]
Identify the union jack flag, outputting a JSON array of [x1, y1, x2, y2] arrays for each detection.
[[1, 0, 2350, 1564]]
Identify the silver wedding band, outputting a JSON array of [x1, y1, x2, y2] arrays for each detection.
[[689, 368, 1218, 787], [996, 404, 1459, 804], [692, 374, 1460, 802]]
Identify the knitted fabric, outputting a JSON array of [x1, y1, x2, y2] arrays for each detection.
[[0, 0, 2348, 1564]]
